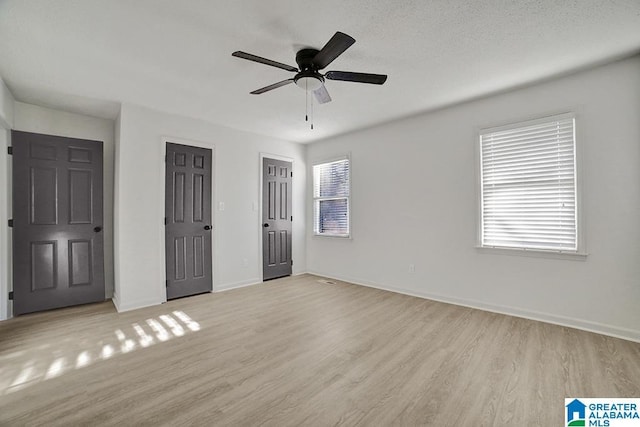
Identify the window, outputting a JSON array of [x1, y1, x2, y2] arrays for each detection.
[[479, 114, 578, 252], [313, 157, 350, 237]]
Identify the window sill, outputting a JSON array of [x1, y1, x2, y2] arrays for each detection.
[[476, 246, 588, 261], [313, 233, 351, 239]]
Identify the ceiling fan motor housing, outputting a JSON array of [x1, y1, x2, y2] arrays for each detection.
[[295, 48, 320, 70]]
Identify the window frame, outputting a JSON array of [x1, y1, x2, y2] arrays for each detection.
[[312, 154, 351, 238], [476, 112, 587, 259]]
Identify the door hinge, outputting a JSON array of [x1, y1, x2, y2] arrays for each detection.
[[291, 259, 293, 266], [164, 217, 167, 225], [7, 146, 13, 155], [291, 216, 293, 221], [290, 171, 293, 177], [165, 280, 169, 287], [8, 219, 13, 227], [8, 291, 13, 300], [164, 154, 167, 162]]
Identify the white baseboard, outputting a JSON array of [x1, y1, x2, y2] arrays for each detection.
[[213, 273, 311, 292], [111, 295, 164, 313], [111, 293, 121, 311], [307, 270, 640, 343], [111, 278, 264, 311], [215, 278, 262, 292]]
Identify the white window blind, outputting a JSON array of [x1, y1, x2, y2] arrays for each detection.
[[313, 158, 350, 237], [480, 115, 578, 251]]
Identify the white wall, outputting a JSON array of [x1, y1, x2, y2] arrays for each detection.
[[307, 55, 640, 342], [12, 102, 116, 300], [0, 77, 14, 320], [114, 103, 306, 311]]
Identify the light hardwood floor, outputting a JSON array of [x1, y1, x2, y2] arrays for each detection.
[[1, 274, 639, 426]]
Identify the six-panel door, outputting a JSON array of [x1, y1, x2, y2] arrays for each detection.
[[12, 131, 105, 315], [262, 158, 292, 280], [165, 143, 213, 299]]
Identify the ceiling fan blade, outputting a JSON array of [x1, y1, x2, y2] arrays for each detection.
[[250, 79, 294, 95], [313, 32, 356, 69], [232, 51, 298, 72], [325, 71, 387, 85], [313, 85, 332, 104]]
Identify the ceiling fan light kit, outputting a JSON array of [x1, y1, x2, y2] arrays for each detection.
[[294, 74, 324, 91], [232, 31, 387, 129]]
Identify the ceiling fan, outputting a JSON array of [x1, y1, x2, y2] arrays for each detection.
[[232, 31, 387, 105]]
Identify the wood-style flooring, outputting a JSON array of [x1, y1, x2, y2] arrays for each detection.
[[1, 274, 639, 426]]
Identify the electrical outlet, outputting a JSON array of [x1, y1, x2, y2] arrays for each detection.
[[408, 264, 415, 273], [218, 202, 225, 211]]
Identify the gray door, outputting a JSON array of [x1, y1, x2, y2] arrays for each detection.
[[12, 131, 105, 315], [165, 143, 212, 299], [262, 158, 292, 280]]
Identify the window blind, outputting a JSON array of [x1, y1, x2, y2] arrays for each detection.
[[480, 116, 577, 251], [313, 158, 350, 236]]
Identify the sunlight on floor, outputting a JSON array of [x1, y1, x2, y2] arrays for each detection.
[[101, 344, 115, 359], [44, 357, 65, 380], [1, 311, 201, 395]]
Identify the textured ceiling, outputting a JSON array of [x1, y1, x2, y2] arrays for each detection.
[[1, 0, 639, 143]]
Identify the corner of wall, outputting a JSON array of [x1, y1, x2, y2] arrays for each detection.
[[0, 127, 11, 321], [112, 106, 122, 308]]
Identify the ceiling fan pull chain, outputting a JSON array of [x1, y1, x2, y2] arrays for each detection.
[[311, 95, 314, 130], [305, 80, 309, 122]]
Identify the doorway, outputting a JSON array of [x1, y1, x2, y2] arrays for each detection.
[[262, 157, 292, 280], [165, 142, 213, 299], [11, 131, 105, 315]]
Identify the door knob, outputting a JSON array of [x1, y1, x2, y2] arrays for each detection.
[[263, 223, 269, 228], [204, 225, 212, 230], [93, 226, 102, 232]]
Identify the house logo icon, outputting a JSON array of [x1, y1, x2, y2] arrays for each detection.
[[566, 399, 586, 426]]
